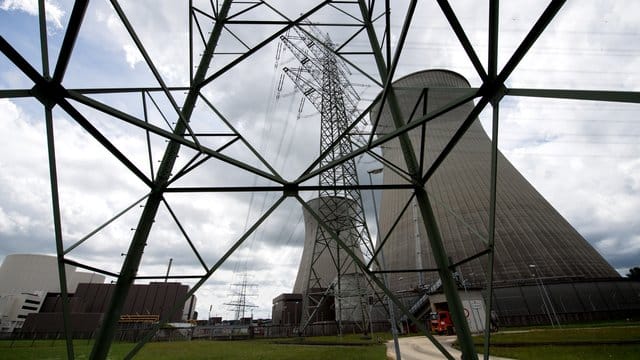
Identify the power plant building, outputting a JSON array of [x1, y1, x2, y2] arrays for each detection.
[[0, 254, 196, 337], [0, 254, 105, 334], [373, 70, 639, 325]]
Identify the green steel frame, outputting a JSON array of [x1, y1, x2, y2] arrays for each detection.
[[1, 1, 639, 359]]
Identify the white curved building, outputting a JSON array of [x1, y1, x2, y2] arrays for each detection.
[[0, 254, 104, 294], [0, 254, 105, 333]]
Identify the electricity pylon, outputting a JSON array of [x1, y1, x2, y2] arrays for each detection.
[[280, 25, 375, 335]]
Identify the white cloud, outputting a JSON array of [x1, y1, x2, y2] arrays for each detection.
[[1, 0, 65, 29], [91, 2, 188, 82], [121, 43, 144, 69]]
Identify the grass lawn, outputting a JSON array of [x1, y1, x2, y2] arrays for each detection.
[[0, 335, 388, 360], [486, 344, 640, 360], [472, 324, 640, 360], [4, 324, 639, 359]]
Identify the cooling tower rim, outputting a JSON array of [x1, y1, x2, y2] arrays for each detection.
[[390, 68, 472, 88], [305, 195, 357, 204]]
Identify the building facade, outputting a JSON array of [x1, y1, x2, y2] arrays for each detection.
[[0, 254, 105, 334], [0, 291, 46, 334], [0, 253, 197, 337]]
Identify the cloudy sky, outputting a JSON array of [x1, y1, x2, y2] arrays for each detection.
[[0, 0, 638, 320]]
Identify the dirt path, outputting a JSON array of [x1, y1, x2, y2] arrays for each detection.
[[386, 335, 512, 360]]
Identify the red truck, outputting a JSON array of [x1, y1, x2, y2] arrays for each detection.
[[430, 311, 454, 335]]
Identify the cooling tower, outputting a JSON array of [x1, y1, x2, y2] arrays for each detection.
[[374, 70, 619, 295], [293, 196, 366, 294]]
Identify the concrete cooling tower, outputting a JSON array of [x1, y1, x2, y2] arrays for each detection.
[[293, 196, 366, 294], [374, 70, 638, 325], [291, 196, 370, 330]]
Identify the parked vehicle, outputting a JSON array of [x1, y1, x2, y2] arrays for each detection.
[[430, 311, 454, 335]]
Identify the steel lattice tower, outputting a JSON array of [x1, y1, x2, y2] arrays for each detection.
[[3, 1, 639, 359], [281, 26, 374, 333]]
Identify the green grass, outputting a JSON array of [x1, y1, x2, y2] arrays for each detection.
[[486, 344, 640, 360], [496, 319, 640, 332], [0, 337, 387, 360], [4, 324, 639, 359], [471, 324, 640, 360], [484, 326, 640, 345]]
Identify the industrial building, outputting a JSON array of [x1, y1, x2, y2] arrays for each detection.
[[373, 69, 640, 326], [0, 254, 105, 334], [19, 282, 196, 339], [0, 254, 196, 338]]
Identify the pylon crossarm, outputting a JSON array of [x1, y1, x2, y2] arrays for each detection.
[[0, 89, 31, 98], [507, 88, 640, 104]]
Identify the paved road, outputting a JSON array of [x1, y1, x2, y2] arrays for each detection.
[[386, 336, 512, 360]]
